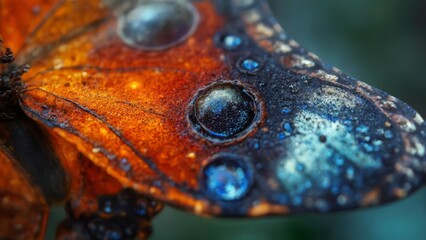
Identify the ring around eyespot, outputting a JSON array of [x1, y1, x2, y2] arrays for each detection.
[[117, 0, 200, 50], [201, 154, 253, 202], [187, 81, 263, 143]]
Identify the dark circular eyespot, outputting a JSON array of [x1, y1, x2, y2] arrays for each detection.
[[237, 57, 262, 74], [117, 1, 200, 50], [202, 155, 252, 201], [188, 81, 262, 142]]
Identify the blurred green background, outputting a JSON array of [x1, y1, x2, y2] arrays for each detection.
[[48, 0, 426, 239]]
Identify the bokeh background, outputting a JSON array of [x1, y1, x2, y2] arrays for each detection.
[[47, 0, 426, 239]]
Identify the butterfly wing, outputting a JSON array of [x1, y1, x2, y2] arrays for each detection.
[[17, 0, 426, 217], [19, 0, 231, 215], [0, 0, 60, 54], [0, 121, 50, 240], [0, 151, 49, 240]]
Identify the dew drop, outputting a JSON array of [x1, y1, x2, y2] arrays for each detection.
[[356, 125, 369, 133], [191, 82, 259, 140], [384, 130, 394, 139], [241, 59, 260, 72], [203, 156, 251, 201], [119, 158, 131, 172], [117, 1, 199, 50], [222, 35, 243, 50], [98, 196, 118, 215], [281, 107, 292, 114], [283, 122, 293, 132], [337, 194, 349, 206]]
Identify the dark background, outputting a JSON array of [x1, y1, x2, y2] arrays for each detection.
[[48, 0, 426, 239]]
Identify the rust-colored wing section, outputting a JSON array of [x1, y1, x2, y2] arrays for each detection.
[[0, 133, 48, 240], [20, 0, 230, 215], [0, 0, 59, 53], [0, 0, 109, 62]]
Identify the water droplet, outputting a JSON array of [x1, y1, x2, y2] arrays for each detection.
[[320, 176, 331, 188], [277, 133, 286, 140], [191, 82, 258, 140], [356, 125, 369, 133], [333, 156, 345, 166], [337, 194, 349, 205], [203, 156, 251, 201], [362, 143, 374, 152], [384, 130, 394, 139], [117, 1, 199, 50], [238, 58, 261, 74], [283, 122, 293, 132], [346, 167, 355, 180], [376, 128, 385, 135], [98, 196, 118, 215], [373, 140, 383, 147], [119, 158, 131, 172], [222, 35, 243, 50], [281, 107, 292, 114]]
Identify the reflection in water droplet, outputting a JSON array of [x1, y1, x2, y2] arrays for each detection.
[[117, 1, 199, 50], [203, 156, 250, 201], [192, 83, 257, 139]]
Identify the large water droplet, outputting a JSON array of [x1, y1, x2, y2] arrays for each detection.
[[190, 82, 258, 140], [117, 1, 199, 50], [203, 156, 251, 201]]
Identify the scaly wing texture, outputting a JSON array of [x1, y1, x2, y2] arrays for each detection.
[[19, 0, 230, 215], [13, 0, 426, 217], [0, 0, 107, 60]]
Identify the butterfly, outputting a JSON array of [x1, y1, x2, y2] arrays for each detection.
[[1, 0, 425, 239]]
